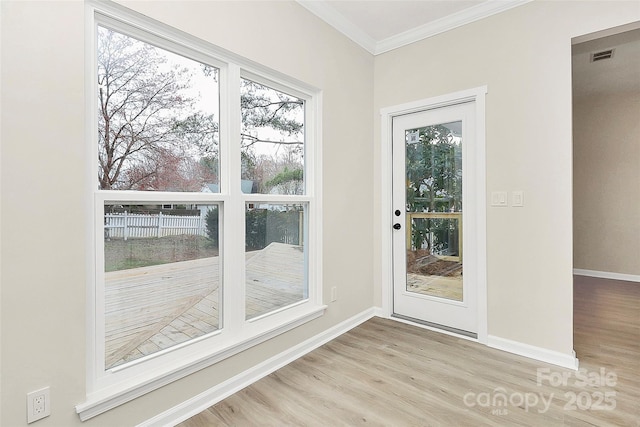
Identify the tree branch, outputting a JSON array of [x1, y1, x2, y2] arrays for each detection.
[[241, 133, 303, 146]]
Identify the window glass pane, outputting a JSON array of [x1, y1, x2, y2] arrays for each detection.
[[240, 79, 305, 195], [97, 26, 219, 192], [104, 203, 221, 369], [245, 204, 307, 319], [405, 122, 463, 301]]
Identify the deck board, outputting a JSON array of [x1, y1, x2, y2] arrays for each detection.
[[105, 242, 304, 369]]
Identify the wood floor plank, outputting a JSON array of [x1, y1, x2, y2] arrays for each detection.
[[178, 275, 640, 426]]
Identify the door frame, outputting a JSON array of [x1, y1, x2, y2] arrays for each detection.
[[379, 86, 488, 344]]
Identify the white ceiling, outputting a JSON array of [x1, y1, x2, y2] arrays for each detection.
[[297, 0, 531, 55], [297, 1, 639, 96], [326, 0, 482, 41], [572, 28, 640, 98]]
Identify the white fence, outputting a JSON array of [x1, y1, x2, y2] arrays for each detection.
[[105, 212, 206, 240]]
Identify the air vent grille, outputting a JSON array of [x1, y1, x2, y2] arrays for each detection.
[[591, 49, 615, 62]]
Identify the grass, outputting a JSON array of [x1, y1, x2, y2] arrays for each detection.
[[104, 235, 219, 272]]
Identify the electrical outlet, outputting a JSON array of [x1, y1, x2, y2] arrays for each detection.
[[27, 387, 50, 423]]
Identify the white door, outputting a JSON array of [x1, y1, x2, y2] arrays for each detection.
[[392, 102, 478, 336]]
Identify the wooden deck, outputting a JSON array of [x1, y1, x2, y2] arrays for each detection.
[[407, 273, 463, 301], [105, 243, 304, 369], [246, 243, 305, 319]]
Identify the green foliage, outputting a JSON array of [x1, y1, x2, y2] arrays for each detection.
[[239, 79, 305, 192], [240, 79, 304, 136], [241, 151, 256, 180], [199, 156, 219, 178], [266, 167, 303, 187], [406, 124, 462, 254], [265, 167, 303, 194], [205, 208, 219, 247], [205, 207, 302, 251], [411, 218, 459, 256], [411, 218, 431, 252], [172, 112, 219, 156], [406, 124, 462, 213], [245, 208, 302, 251]]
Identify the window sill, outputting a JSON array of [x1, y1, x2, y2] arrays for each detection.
[[76, 305, 326, 421]]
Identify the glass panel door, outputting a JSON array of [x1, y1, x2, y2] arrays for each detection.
[[392, 101, 478, 335]]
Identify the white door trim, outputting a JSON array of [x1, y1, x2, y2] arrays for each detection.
[[379, 86, 488, 344]]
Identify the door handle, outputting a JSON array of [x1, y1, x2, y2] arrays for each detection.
[[393, 223, 402, 230]]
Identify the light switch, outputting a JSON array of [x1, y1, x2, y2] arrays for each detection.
[[491, 191, 508, 207], [512, 191, 524, 207]]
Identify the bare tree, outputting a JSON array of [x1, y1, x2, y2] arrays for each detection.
[[97, 28, 304, 193], [97, 27, 217, 190], [240, 79, 304, 150], [122, 148, 216, 192]]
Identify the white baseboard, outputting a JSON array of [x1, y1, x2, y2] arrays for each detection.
[[487, 335, 579, 371], [138, 308, 376, 427], [573, 269, 640, 283], [372, 306, 388, 318], [140, 308, 581, 426], [380, 309, 576, 370]]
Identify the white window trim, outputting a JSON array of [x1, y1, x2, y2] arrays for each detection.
[[78, 1, 324, 420]]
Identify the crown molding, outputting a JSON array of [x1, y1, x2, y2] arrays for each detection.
[[297, 0, 532, 56], [375, 0, 533, 55], [296, 0, 377, 54]]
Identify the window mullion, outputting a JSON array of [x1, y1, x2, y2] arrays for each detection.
[[94, 194, 107, 380], [83, 3, 324, 414], [222, 63, 246, 336]]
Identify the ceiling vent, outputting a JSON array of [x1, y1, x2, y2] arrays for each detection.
[[590, 49, 615, 62]]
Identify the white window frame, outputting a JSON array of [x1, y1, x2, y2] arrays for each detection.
[[78, 1, 324, 420]]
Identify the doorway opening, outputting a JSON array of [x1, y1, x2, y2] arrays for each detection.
[[572, 22, 640, 359]]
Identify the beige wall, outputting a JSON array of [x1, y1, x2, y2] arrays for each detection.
[[373, 1, 640, 355], [2, 0, 640, 425], [573, 91, 640, 275], [0, 1, 373, 425]]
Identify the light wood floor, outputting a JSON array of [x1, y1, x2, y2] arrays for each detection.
[[179, 276, 639, 426]]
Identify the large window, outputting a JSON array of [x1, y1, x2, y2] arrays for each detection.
[[80, 5, 322, 419]]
